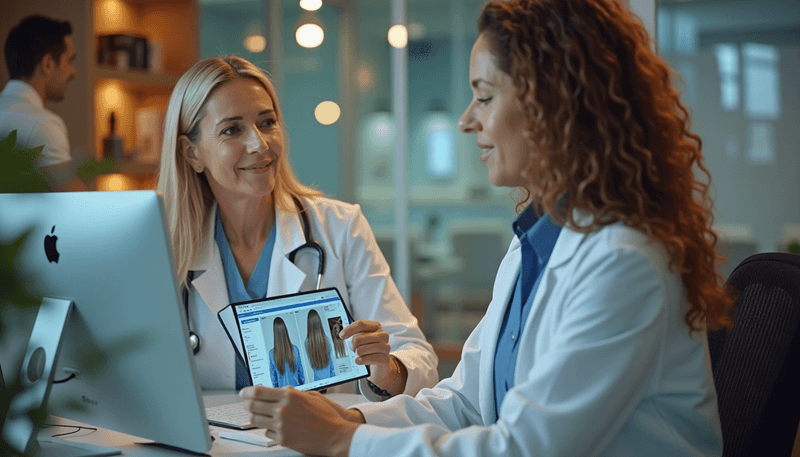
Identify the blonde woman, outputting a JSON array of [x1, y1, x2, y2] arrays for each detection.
[[157, 56, 438, 400], [269, 317, 305, 387], [306, 310, 335, 381]]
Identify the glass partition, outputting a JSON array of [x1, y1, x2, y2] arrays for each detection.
[[657, 0, 800, 276]]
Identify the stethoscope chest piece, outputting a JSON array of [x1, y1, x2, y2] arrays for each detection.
[[189, 331, 200, 355]]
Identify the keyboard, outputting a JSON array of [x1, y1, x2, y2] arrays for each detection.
[[205, 401, 257, 430]]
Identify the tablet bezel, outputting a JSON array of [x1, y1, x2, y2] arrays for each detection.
[[229, 287, 370, 391]]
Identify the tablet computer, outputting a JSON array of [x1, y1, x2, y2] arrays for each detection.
[[229, 287, 370, 391]]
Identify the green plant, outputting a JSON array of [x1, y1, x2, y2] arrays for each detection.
[[788, 243, 800, 255], [0, 130, 48, 193], [0, 130, 48, 454]]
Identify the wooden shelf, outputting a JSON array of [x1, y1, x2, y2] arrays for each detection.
[[95, 66, 181, 88], [113, 162, 159, 174], [92, 0, 197, 163]]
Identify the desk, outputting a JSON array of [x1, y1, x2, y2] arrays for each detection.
[[39, 392, 367, 456]]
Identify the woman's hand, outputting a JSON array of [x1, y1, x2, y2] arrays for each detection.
[[240, 386, 365, 457], [340, 320, 407, 395]]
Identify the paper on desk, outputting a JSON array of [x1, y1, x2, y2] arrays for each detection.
[[217, 304, 244, 361], [218, 431, 276, 448]]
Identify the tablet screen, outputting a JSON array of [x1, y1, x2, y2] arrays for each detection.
[[231, 287, 369, 391]]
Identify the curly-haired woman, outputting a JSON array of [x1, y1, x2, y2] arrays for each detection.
[[240, 1, 734, 455]]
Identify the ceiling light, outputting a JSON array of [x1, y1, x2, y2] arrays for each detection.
[[388, 25, 408, 49], [300, 0, 322, 11], [243, 35, 266, 53], [315, 101, 341, 125], [296, 23, 324, 48]]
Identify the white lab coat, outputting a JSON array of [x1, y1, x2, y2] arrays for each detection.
[[186, 196, 438, 400], [352, 218, 723, 456]]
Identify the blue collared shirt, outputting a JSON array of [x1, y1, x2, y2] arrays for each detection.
[[493, 206, 562, 417], [215, 210, 277, 388]]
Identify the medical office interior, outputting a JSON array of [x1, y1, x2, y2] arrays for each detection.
[[1, 0, 799, 451]]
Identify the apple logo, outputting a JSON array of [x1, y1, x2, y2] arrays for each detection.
[[44, 225, 59, 263]]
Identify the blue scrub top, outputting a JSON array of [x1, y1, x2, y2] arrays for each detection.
[[215, 210, 277, 388], [215, 210, 277, 302]]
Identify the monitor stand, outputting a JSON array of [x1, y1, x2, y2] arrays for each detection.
[[1, 298, 120, 457]]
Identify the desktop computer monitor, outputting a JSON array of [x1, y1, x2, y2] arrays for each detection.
[[0, 191, 212, 455]]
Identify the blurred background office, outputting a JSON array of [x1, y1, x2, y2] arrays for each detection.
[[1, 0, 798, 379]]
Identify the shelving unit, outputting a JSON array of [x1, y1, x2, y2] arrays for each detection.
[[90, 0, 198, 190], [94, 67, 181, 87]]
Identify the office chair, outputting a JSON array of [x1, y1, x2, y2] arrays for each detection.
[[708, 252, 800, 456]]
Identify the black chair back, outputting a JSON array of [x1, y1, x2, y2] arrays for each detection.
[[709, 252, 800, 456]]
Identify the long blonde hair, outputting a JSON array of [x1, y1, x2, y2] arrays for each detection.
[[156, 56, 321, 290], [305, 310, 331, 370], [272, 317, 296, 375]]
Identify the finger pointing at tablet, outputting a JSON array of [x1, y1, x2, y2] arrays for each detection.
[[340, 320, 408, 396]]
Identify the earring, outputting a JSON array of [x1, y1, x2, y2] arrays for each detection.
[[196, 166, 203, 172]]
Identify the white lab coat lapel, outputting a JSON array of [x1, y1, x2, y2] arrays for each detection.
[[477, 211, 589, 423], [513, 210, 590, 385], [190, 204, 229, 316], [267, 202, 308, 297]]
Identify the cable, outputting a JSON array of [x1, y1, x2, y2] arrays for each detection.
[[52, 373, 76, 384], [42, 423, 97, 438]]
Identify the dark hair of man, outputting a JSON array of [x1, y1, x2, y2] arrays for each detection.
[[5, 15, 73, 80]]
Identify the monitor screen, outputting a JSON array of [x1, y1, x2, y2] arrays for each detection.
[[0, 191, 211, 454]]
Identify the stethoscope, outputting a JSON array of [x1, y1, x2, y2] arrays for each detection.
[[184, 196, 325, 355]]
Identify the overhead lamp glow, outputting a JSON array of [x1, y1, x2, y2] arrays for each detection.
[[299, 0, 322, 11], [99, 81, 123, 109], [96, 173, 136, 191], [315, 101, 341, 125], [408, 22, 425, 39], [355, 61, 374, 92], [103, 86, 120, 107], [387, 25, 408, 49], [243, 35, 266, 53], [296, 23, 324, 48], [96, 0, 126, 31]]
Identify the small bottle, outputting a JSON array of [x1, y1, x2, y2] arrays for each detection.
[[102, 112, 124, 162]]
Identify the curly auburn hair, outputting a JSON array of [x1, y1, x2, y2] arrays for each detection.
[[478, 0, 733, 332]]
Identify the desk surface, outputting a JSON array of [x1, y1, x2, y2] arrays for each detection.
[[41, 391, 367, 456]]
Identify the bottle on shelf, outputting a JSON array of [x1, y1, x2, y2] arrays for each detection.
[[102, 112, 125, 162]]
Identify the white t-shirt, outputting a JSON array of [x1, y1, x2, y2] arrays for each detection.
[[0, 80, 72, 167]]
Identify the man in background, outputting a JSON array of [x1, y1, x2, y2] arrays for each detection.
[[0, 15, 87, 191]]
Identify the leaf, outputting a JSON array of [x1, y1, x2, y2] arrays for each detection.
[[0, 230, 38, 309], [0, 130, 47, 193], [75, 158, 116, 182], [0, 129, 17, 151]]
